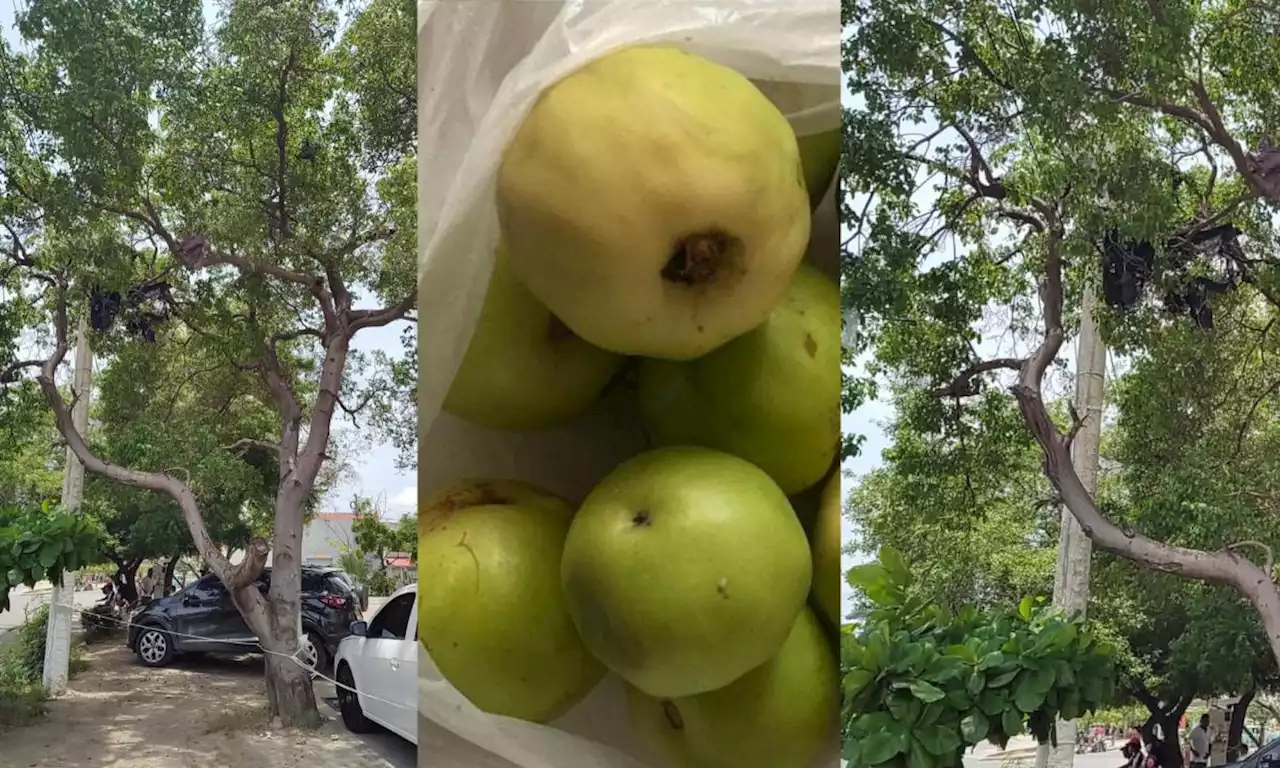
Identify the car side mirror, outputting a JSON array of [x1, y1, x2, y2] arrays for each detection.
[[181, 594, 195, 606], [349, 620, 368, 637]]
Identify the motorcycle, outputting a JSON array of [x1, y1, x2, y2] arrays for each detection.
[[81, 589, 134, 640]]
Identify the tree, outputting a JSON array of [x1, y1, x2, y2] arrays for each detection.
[[848, 338, 1280, 763], [0, 0, 415, 725], [83, 329, 342, 594], [846, 0, 1280, 674]]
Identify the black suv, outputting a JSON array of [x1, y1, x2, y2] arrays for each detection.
[[127, 565, 362, 673]]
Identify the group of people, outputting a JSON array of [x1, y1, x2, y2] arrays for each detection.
[[95, 564, 169, 608], [1120, 715, 1227, 768]]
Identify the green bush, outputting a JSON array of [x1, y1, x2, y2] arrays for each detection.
[[0, 604, 50, 729], [365, 570, 395, 597], [842, 549, 1117, 768], [0, 602, 89, 730]]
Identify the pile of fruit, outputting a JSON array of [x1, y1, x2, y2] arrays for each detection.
[[418, 45, 841, 768]]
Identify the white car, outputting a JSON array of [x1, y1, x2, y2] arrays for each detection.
[[333, 582, 418, 744]]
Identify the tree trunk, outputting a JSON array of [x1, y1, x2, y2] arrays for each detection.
[[1137, 692, 1190, 768], [161, 553, 180, 597], [1228, 688, 1256, 763], [228, 577, 320, 728], [263, 649, 319, 727]]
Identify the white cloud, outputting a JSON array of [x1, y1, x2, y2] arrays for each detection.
[[386, 485, 417, 516]]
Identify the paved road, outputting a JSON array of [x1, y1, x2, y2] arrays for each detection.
[[963, 742, 1121, 768], [0, 585, 100, 643], [318, 593, 419, 767], [317, 685, 417, 768]]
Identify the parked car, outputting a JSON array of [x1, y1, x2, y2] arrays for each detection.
[[329, 569, 369, 612], [1229, 738, 1279, 768], [126, 565, 363, 673], [333, 582, 417, 744]]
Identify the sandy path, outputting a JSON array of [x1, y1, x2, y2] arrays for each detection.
[[1, 641, 398, 768]]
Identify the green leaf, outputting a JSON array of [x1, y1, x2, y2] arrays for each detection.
[[1013, 666, 1056, 712], [1002, 707, 1024, 738], [847, 563, 891, 591], [916, 724, 962, 757], [962, 712, 990, 742], [861, 730, 906, 765], [38, 543, 60, 569], [907, 679, 947, 703]]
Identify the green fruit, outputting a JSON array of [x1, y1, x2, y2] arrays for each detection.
[[442, 243, 625, 431], [797, 128, 841, 208], [811, 472, 841, 631], [627, 608, 838, 768], [497, 45, 810, 360], [638, 264, 840, 494], [418, 479, 605, 723], [561, 446, 812, 698]]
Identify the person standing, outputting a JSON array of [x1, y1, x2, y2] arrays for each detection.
[[138, 567, 158, 600], [1187, 714, 1214, 768]]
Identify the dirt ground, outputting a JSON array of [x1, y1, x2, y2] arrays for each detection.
[[0, 641, 402, 768]]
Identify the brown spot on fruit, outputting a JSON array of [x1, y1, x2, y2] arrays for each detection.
[[423, 482, 511, 531], [804, 333, 818, 358], [661, 230, 741, 287], [632, 509, 652, 527], [662, 701, 685, 730]]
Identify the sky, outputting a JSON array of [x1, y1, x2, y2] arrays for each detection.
[[0, 0, 417, 520]]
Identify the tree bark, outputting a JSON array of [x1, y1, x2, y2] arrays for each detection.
[[161, 554, 180, 597], [1228, 688, 1256, 763], [1136, 692, 1191, 768]]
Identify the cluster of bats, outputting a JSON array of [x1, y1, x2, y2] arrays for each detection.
[[1101, 224, 1246, 330]]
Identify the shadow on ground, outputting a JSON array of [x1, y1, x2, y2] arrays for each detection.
[[0, 638, 412, 767]]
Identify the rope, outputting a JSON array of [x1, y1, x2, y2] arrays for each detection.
[[68, 604, 417, 712]]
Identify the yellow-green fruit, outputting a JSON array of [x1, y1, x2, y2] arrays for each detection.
[[811, 472, 841, 630], [627, 608, 837, 768], [442, 244, 625, 431], [638, 264, 840, 495], [497, 45, 811, 361], [418, 479, 605, 723], [751, 79, 841, 208], [561, 446, 812, 698]]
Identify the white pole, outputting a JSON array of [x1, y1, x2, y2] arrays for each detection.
[[1036, 282, 1105, 768], [43, 314, 93, 695]]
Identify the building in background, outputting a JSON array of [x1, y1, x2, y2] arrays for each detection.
[[301, 512, 357, 566]]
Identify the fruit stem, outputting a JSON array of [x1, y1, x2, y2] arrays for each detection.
[[662, 231, 735, 287]]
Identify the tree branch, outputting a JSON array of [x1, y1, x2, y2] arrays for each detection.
[[932, 358, 1026, 398], [1005, 212, 1280, 648], [1226, 540, 1275, 577], [33, 283, 267, 590], [346, 293, 415, 335]]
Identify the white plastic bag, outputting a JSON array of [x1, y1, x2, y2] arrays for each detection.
[[416, 2, 840, 766]]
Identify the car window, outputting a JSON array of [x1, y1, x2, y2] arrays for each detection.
[[325, 575, 353, 596], [1255, 739, 1280, 768], [301, 570, 329, 593], [367, 593, 414, 640], [196, 574, 226, 596]]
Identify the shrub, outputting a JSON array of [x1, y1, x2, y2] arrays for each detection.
[[0, 601, 90, 730], [842, 549, 1117, 768]]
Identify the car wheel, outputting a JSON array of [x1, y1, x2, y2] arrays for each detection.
[[336, 663, 374, 733], [300, 631, 328, 678], [135, 627, 175, 667]]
